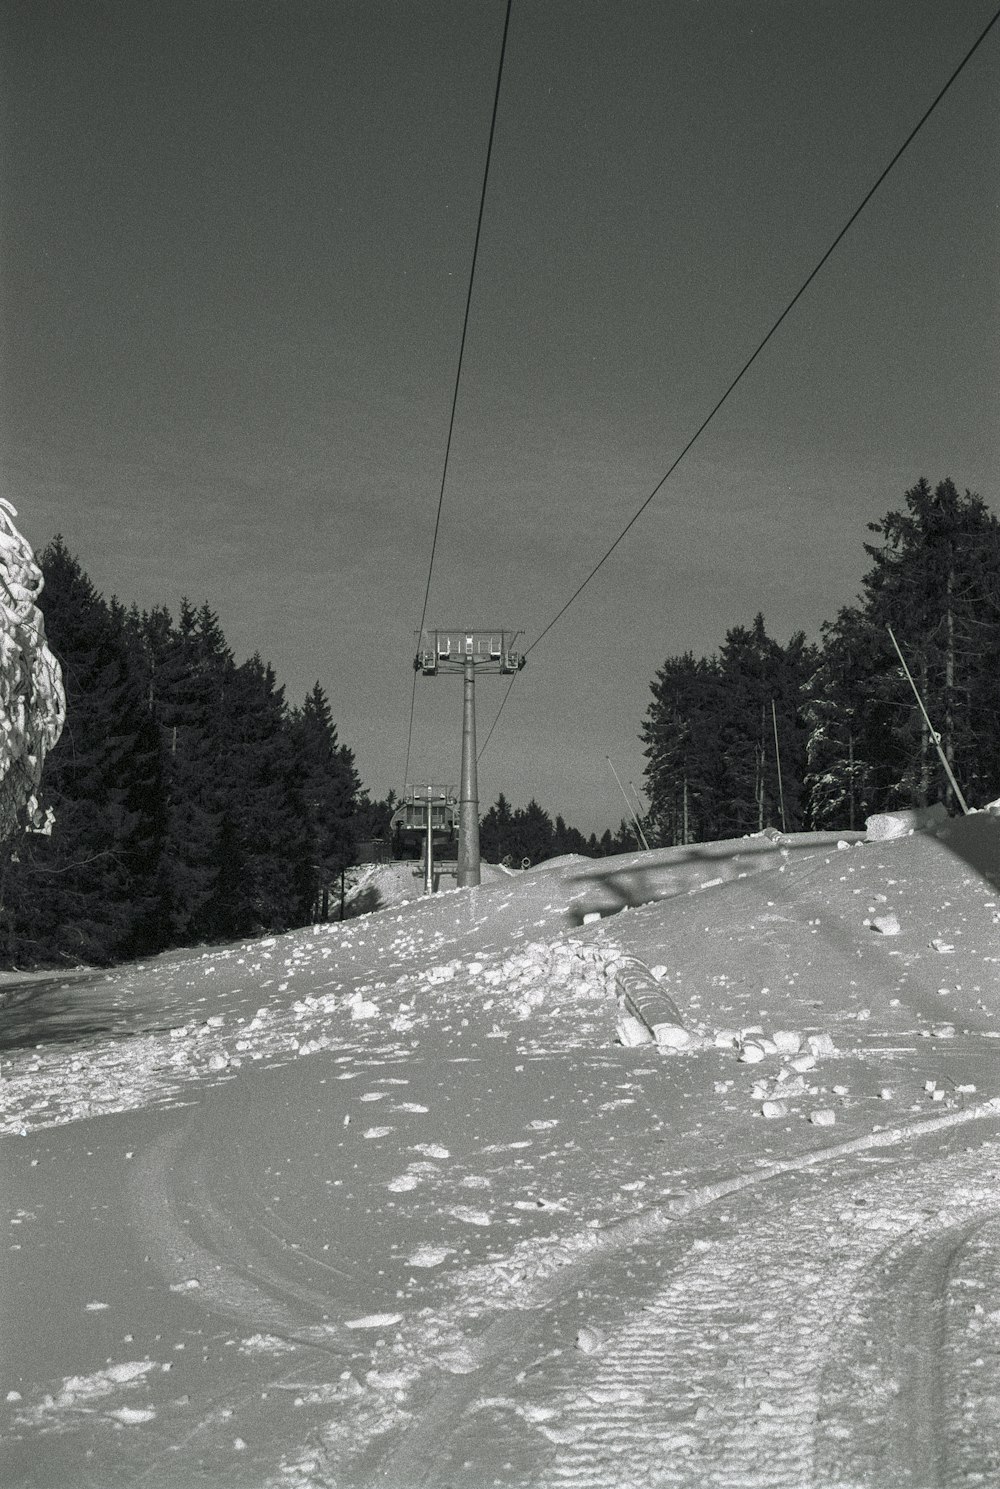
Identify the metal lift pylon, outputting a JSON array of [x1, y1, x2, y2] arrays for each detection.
[[414, 629, 526, 887]]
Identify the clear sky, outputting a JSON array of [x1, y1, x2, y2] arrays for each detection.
[[2, 1, 997, 834]]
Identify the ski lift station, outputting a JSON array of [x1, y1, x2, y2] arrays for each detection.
[[390, 784, 458, 856]]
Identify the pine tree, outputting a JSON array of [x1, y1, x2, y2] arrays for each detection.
[[860, 478, 1000, 809], [803, 606, 884, 830], [0, 540, 159, 964], [290, 683, 361, 921], [145, 599, 233, 944], [511, 799, 555, 865], [643, 619, 814, 843], [480, 793, 515, 862], [804, 479, 1000, 823], [642, 653, 727, 844], [203, 655, 306, 938]]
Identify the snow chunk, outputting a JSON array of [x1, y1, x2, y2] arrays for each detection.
[[449, 1206, 492, 1226], [239, 1333, 297, 1356], [870, 913, 901, 936], [866, 804, 948, 839], [575, 1326, 608, 1355], [109, 1406, 156, 1425], [771, 1030, 801, 1054], [413, 1142, 450, 1160], [406, 1245, 455, 1268], [761, 1101, 788, 1119], [106, 1361, 157, 1385], [349, 994, 379, 1019], [345, 1313, 403, 1330], [616, 1015, 653, 1047], [809, 1109, 836, 1126], [653, 1023, 692, 1050]]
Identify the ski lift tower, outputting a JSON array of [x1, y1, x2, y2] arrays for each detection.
[[414, 629, 525, 887]]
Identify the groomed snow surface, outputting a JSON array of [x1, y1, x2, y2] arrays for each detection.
[[2, 816, 999, 1488]]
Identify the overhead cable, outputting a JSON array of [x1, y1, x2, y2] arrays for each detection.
[[477, 668, 519, 762], [523, 5, 1000, 660], [403, 0, 514, 784]]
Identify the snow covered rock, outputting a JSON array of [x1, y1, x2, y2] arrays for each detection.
[[865, 803, 949, 840]]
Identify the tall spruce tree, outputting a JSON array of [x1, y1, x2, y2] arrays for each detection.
[[804, 479, 1000, 821], [642, 653, 727, 844], [0, 540, 159, 964], [290, 683, 361, 921], [145, 599, 234, 943], [204, 655, 306, 938], [643, 618, 814, 842]]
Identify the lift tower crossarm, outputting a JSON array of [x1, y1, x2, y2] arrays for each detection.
[[413, 629, 526, 886]]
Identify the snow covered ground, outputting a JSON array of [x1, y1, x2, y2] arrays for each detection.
[[1, 815, 998, 1487]]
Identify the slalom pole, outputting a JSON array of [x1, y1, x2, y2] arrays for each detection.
[[607, 756, 650, 851], [770, 698, 787, 832], [886, 627, 970, 814]]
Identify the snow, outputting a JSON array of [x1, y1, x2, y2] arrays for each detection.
[[1, 814, 999, 1485]]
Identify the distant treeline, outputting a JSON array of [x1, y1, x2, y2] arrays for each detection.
[[0, 540, 379, 967], [642, 479, 1000, 844], [478, 795, 639, 865]]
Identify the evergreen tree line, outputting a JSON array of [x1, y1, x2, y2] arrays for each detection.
[[642, 479, 1000, 844], [478, 794, 640, 866], [0, 539, 366, 967]]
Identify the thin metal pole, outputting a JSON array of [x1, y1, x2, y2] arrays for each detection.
[[607, 756, 650, 851], [886, 626, 970, 814], [770, 698, 787, 833], [457, 657, 481, 886], [424, 785, 434, 895]]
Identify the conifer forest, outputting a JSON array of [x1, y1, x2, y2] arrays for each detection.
[[1, 477, 996, 969]]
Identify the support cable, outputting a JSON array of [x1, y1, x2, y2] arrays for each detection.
[[477, 668, 518, 763], [403, 0, 514, 784], [523, 5, 1000, 661]]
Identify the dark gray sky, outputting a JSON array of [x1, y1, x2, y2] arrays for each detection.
[[2, 0, 997, 833]]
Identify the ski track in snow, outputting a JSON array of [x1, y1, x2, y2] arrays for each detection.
[[341, 1105, 1000, 1489], [534, 1145, 1000, 1489], [3, 825, 1000, 1486]]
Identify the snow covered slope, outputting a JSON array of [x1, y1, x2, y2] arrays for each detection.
[[1, 817, 998, 1487]]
